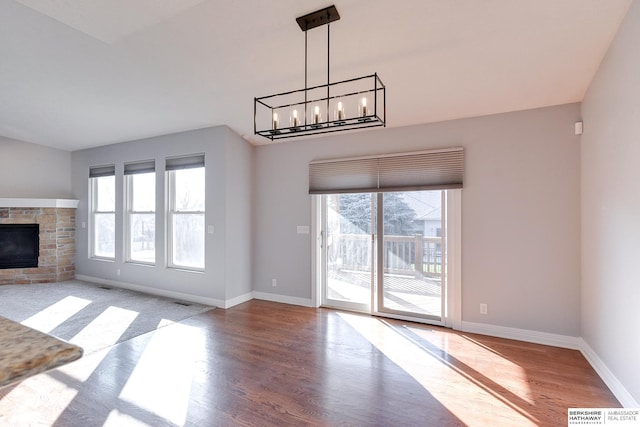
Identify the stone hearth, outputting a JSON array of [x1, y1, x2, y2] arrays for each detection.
[[0, 199, 78, 285]]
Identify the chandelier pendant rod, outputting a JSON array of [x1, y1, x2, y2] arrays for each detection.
[[304, 29, 308, 127], [327, 20, 331, 124]]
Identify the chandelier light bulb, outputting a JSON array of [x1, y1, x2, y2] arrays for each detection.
[[314, 105, 321, 124], [337, 101, 344, 121]]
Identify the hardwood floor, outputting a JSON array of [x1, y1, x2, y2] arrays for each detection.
[[0, 300, 619, 426]]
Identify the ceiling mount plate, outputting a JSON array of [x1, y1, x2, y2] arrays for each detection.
[[296, 5, 340, 32]]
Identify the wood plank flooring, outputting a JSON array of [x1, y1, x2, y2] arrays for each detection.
[[0, 300, 619, 426]]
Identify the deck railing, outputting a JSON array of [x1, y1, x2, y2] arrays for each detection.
[[328, 234, 442, 278]]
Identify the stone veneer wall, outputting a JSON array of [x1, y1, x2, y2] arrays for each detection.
[[0, 207, 76, 285]]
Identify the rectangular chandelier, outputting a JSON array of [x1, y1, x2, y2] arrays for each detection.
[[254, 5, 386, 141]]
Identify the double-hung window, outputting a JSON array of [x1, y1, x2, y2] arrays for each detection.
[[89, 165, 116, 260], [125, 160, 156, 264], [166, 155, 205, 270]]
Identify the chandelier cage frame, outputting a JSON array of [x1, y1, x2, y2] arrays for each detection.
[[254, 5, 386, 141]]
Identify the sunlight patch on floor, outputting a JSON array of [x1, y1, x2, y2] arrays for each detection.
[[70, 306, 139, 351], [404, 325, 535, 404], [57, 346, 109, 382], [118, 322, 203, 426], [337, 311, 538, 426], [21, 296, 92, 333], [56, 306, 140, 382], [104, 409, 155, 427], [0, 373, 77, 425], [157, 318, 175, 328], [459, 333, 534, 402]]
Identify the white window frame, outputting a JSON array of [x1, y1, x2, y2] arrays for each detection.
[[89, 174, 115, 260], [166, 166, 205, 271], [311, 190, 462, 328], [125, 171, 156, 265]]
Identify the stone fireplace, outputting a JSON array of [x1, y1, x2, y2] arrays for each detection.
[[0, 199, 78, 285]]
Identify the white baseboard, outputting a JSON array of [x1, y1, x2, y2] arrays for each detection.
[[75, 276, 313, 310], [223, 292, 253, 309], [75, 275, 224, 308], [252, 291, 314, 307], [579, 338, 639, 408], [460, 321, 581, 349]]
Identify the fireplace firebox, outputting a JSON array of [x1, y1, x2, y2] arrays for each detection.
[[0, 224, 39, 269]]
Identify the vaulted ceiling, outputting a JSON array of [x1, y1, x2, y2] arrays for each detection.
[[0, 0, 632, 151]]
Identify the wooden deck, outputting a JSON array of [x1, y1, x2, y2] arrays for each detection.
[[328, 269, 442, 316], [0, 300, 619, 426]]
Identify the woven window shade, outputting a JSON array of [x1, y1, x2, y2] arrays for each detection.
[[309, 147, 463, 194], [124, 160, 155, 175], [165, 154, 205, 171], [89, 165, 115, 178]]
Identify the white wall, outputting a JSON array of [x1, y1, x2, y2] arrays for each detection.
[[0, 136, 72, 198], [254, 103, 582, 336], [70, 126, 253, 306], [581, 0, 640, 404]]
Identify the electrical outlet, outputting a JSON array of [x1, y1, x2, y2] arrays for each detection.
[[117, 269, 121, 276], [480, 303, 488, 315], [272, 279, 277, 287]]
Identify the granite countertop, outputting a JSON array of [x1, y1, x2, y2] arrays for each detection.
[[0, 316, 83, 388]]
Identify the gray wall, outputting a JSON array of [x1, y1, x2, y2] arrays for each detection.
[[581, 0, 640, 403], [224, 128, 253, 301], [1, 105, 584, 338], [254, 103, 582, 336], [0, 136, 72, 198], [71, 126, 253, 305]]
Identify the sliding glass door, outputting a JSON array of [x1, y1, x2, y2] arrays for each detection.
[[320, 190, 447, 324], [378, 191, 445, 321], [323, 193, 375, 312]]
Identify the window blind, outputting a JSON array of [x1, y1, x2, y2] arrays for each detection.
[[309, 147, 464, 194], [124, 160, 155, 175], [165, 154, 205, 171], [89, 165, 115, 178]]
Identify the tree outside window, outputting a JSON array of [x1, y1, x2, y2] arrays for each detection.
[[168, 167, 205, 270], [91, 174, 115, 259], [126, 171, 156, 264]]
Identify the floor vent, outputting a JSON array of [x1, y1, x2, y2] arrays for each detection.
[[174, 301, 191, 306]]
